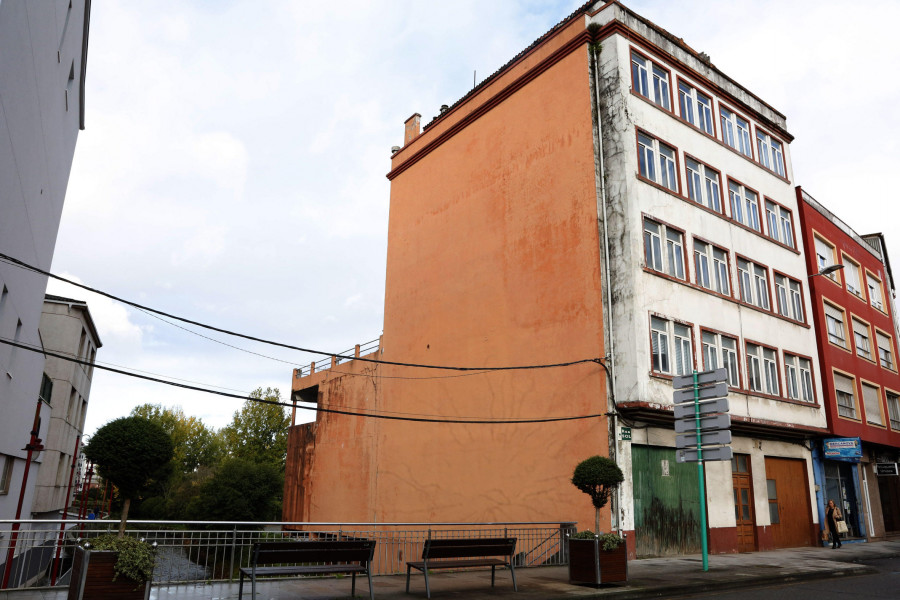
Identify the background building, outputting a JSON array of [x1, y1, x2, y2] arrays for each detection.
[[285, 1, 828, 558], [0, 0, 91, 574], [797, 189, 900, 541], [31, 295, 100, 521]]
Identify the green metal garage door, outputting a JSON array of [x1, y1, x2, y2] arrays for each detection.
[[632, 445, 701, 557]]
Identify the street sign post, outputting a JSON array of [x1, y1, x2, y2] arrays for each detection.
[[672, 368, 731, 573]]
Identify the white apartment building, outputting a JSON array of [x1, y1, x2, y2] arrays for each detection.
[[0, 0, 91, 548], [32, 296, 100, 520], [588, 3, 827, 555]]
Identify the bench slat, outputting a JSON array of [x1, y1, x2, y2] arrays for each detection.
[[408, 558, 507, 570]]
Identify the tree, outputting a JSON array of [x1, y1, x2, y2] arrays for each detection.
[[83, 416, 174, 536], [130, 404, 223, 474], [220, 388, 290, 467], [571, 455, 624, 535], [187, 458, 283, 522]]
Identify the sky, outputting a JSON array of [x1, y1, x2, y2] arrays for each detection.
[[46, 0, 900, 437]]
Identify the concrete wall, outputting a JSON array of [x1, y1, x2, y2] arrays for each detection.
[[0, 0, 89, 526]]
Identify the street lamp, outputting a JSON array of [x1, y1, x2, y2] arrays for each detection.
[[809, 264, 844, 278]]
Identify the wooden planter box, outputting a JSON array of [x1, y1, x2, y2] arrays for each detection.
[[568, 537, 627, 586], [67, 547, 151, 600]]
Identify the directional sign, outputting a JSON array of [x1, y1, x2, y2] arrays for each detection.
[[676, 430, 732, 448], [674, 413, 730, 434], [673, 382, 728, 404], [676, 446, 733, 463], [672, 368, 728, 390], [673, 398, 729, 419]]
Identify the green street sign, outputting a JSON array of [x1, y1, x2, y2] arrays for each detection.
[[620, 426, 632, 441]]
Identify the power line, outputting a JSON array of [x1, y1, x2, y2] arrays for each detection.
[[0, 251, 603, 372], [0, 337, 607, 424]]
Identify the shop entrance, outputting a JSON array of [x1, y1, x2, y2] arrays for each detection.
[[824, 461, 863, 538]]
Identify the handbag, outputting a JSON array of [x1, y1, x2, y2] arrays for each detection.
[[836, 520, 848, 535]]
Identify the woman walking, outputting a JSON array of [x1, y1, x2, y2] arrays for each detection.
[[825, 499, 843, 548]]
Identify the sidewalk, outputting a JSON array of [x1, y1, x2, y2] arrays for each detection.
[[4, 540, 900, 600]]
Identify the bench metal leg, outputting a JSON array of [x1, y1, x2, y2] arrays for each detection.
[[251, 574, 257, 600], [491, 565, 496, 587], [406, 564, 411, 593], [509, 561, 518, 591], [423, 566, 431, 600], [352, 571, 357, 597], [237, 572, 245, 600], [367, 567, 374, 600]]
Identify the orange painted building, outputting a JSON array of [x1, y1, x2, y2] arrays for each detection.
[[285, 6, 612, 536]]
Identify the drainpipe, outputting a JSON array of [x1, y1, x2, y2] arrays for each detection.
[[1, 398, 46, 589], [591, 42, 621, 532], [50, 435, 80, 586]]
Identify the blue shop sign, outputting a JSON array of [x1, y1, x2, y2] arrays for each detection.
[[824, 437, 862, 462]]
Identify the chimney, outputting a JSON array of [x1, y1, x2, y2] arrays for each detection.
[[404, 113, 421, 146]]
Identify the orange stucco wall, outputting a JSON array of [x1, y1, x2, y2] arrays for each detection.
[[286, 24, 614, 532]]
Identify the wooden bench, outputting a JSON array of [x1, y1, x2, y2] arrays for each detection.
[[238, 539, 376, 600], [405, 537, 518, 598]]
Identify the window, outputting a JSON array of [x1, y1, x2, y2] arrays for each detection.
[[867, 273, 885, 311], [631, 51, 671, 109], [784, 354, 814, 402], [887, 392, 900, 430], [701, 331, 740, 387], [814, 236, 838, 280], [764, 200, 794, 247], [738, 258, 769, 309], [824, 303, 847, 348], [756, 130, 786, 176], [728, 181, 761, 231], [685, 157, 722, 212], [0, 455, 12, 494], [721, 106, 753, 157], [834, 373, 857, 419], [877, 331, 895, 370], [695, 241, 729, 294], [678, 81, 714, 135], [638, 132, 678, 192], [746, 343, 763, 392], [763, 347, 779, 395], [862, 383, 884, 426], [774, 274, 804, 321], [651, 316, 693, 376], [767, 479, 780, 524], [644, 218, 686, 279], [852, 318, 872, 360], [843, 258, 863, 298]]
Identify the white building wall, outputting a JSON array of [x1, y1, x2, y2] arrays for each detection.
[[590, 2, 826, 545], [0, 0, 89, 535]]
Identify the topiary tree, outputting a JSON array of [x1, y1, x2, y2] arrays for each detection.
[[83, 416, 174, 537], [571, 455, 624, 535]]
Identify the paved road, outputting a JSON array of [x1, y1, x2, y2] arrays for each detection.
[[670, 556, 900, 599]]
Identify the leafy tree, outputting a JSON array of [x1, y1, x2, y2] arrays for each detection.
[[571, 455, 624, 535], [130, 404, 223, 474], [187, 458, 283, 522], [83, 416, 174, 536], [220, 388, 290, 467]]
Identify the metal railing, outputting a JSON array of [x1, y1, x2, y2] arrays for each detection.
[[294, 338, 381, 379], [0, 519, 577, 590]]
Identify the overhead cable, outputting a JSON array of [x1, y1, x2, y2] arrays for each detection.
[[0, 252, 603, 372], [0, 337, 606, 424]]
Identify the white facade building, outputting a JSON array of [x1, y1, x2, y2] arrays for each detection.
[[588, 3, 827, 554], [0, 0, 91, 537], [31, 296, 100, 520]]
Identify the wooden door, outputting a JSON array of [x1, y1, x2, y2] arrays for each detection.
[[731, 454, 756, 552], [764, 457, 813, 548]]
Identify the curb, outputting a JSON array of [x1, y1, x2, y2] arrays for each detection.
[[538, 562, 877, 599]]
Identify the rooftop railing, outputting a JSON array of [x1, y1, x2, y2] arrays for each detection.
[[293, 337, 381, 379], [0, 519, 576, 591]]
